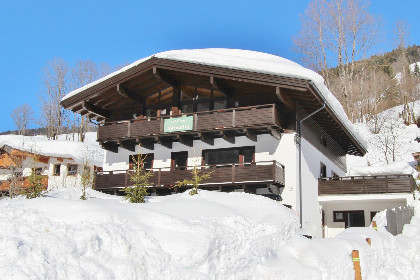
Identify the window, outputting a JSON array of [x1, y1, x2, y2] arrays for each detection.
[[333, 211, 365, 228], [14, 171, 22, 177], [32, 167, 42, 176], [370, 211, 378, 222], [53, 164, 61, 176], [320, 162, 327, 178], [202, 147, 255, 166], [67, 164, 78, 176], [129, 154, 154, 170], [171, 152, 188, 170], [320, 135, 327, 147]]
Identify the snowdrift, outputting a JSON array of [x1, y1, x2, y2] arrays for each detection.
[[1, 189, 420, 279]]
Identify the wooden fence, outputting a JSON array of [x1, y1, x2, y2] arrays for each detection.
[[386, 205, 415, 235]]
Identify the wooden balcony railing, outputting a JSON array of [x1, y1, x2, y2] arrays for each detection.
[[318, 175, 415, 195], [94, 160, 285, 191], [97, 104, 281, 142]]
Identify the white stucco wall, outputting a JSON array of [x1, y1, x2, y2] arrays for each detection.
[[47, 158, 95, 190], [300, 137, 346, 237], [319, 193, 414, 238]]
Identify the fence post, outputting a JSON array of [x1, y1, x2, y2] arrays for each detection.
[[366, 238, 371, 246], [371, 221, 377, 231], [352, 250, 362, 280]]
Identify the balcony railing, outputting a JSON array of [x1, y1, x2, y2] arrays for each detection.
[[318, 175, 415, 195], [97, 104, 281, 142], [94, 160, 284, 191]]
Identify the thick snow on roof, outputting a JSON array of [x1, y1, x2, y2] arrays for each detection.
[[62, 48, 366, 150], [0, 132, 103, 166], [348, 161, 418, 178]]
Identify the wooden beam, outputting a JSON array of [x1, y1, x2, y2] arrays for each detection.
[[210, 76, 232, 97], [100, 141, 118, 153], [155, 136, 172, 149], [118, 140, 136, 152], [245, 128, 257, 142], [82, 101, 110, 119], [268, 126, 282, 140], [177, 134, 193, 147], [276, 87, 295, 108], [117, 84, 145, 104], [136, 138, 154, 150], [200, 132, 214, 145], [221, 130, 235, 144], [153, 67, 178, 87]]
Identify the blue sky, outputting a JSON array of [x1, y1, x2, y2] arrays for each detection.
[[0, 0, 419, 132]]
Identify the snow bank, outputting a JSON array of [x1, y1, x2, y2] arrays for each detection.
[[348, 161, 418, 178], [0, 189, 299, 279], [0, 132, 103, 166], [2, 188, 420, 279], [62, 48, 366, 150]]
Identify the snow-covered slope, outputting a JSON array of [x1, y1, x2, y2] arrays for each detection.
[[347, 101, 420, 174], [1, 188, 420, 279], [0, 132, 103, 166]]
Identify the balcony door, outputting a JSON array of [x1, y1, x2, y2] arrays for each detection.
[[171, 152, 188, 170]]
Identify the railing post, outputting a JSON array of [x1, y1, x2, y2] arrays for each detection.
[[232, 108, 236, 127], [194, 113, 198, 130], [232, 164, 236, 184], [127, 121, 131, 138], [341, 179, 343, 194], [352, 250, 362, 280], [386, 176, 389, 193], [124, 172, 128, 188], [160, 118, 164, 133], [158, 169, 161, 187]]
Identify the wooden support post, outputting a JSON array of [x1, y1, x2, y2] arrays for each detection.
[[366, 238, 371, 246], [371, 221, 378, 231], [352, 250, 362, 280]]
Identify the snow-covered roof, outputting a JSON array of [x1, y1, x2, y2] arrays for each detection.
[[62, 48, 367, 150], [0, 132, 103, 166]]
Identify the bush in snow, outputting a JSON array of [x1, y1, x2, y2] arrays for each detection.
[[80, 159, 93, 200], [124, 150, 153, 203]]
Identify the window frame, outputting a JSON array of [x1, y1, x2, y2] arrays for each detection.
[[53, 164, 61, 176], [320, 162, 327, 178], [202, 146, 255, 166], [333, 210, 365, 228], [129, 153, 154, 170], [67, 164, 78, 176]]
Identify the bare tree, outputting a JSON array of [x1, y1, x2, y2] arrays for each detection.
[[11, 104, 34, 135], [71, 60, 100, 142], [40, 58, 70, 140], [294, 0, 380, 121]]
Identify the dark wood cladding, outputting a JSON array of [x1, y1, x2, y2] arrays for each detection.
[[94, 161, 284, 191], [97, 104, 281, 142], [318, 175, 414, 195]]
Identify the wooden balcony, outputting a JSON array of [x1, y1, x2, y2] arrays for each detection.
[[318, 175, 415, 195], [94, 160, 284, 192], [97, 104, 282, 146]]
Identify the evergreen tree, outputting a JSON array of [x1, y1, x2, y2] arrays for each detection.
[[124, 149, 153, 203], [175, 159, 214, 196]]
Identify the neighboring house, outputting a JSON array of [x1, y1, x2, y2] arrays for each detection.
[[61, 48, 371, 237], [0, 145, 95, 192]]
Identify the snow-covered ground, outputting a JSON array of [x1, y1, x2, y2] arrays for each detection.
[[1, 188, 420, 279], [347, 101, 420, 173], [0, 132, 103, 166]]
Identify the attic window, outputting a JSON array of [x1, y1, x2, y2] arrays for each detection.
[[320, 135, 327, 147], [67, 164, 78, 176]]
